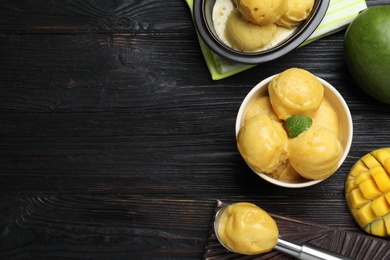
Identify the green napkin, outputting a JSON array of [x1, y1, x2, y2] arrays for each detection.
[[186, 0, 367, 80]]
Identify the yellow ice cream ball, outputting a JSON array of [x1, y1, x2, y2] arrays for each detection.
[[269, 68, 324, 120], [277, 0, 315, 29], [218, 202, 279, 255], [311, 98, 341, 139], [270, 160, 305, 182], [237, 114, 288, 173], [289, 125, 343, 180], [225, 9, 277, 51], [244, 96, 280, 123], [236, 0, 288, 26]]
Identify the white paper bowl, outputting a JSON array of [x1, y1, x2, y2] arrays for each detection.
[[235, 74, 353, 188]]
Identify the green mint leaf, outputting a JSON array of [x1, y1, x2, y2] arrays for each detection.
[[286, 115, 312, 138]]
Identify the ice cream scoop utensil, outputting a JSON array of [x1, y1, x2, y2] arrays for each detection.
[[214, 207, 353, 260], [274, 237, 352, 260]]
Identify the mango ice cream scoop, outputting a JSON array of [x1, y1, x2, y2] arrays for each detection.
[[289, 125, 343, 180], [277, 0, 315, 29], [235, 0, 287, 25], [237, 114, 288, 173], [225, 9, 277, 51], [269, 68, 324, 120]]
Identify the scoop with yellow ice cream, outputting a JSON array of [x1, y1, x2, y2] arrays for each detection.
[[289, 125, 343, 180], [277, 0, 315, 29], [237, 114, 288, 173], [269, 68, 324, 120], [216, 202, 278, 255], [235, 0, 288, 26], [225, 9, 277, 51]]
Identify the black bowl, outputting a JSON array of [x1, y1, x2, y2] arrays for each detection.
[[193, 0, 330, 64]]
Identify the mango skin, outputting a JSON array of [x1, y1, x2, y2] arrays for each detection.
[[344, 6, 390, 104]]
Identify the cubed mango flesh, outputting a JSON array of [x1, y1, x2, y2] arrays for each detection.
[[345, 148, 390, 237]]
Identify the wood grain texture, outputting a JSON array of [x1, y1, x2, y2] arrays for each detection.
[[0, 195, 213, 258], [0, 0, 191, 33], [0, 0, 390, 259]]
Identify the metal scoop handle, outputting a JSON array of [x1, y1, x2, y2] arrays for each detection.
[[275, 237, 353, 260]]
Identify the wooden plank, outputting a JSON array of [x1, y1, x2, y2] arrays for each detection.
[[0, 0, 193, 33], [0, 195, 213, 258]]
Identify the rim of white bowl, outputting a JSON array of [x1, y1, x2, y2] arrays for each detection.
[[235, 75, 353, 188]]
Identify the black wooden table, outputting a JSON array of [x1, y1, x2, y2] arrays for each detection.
[[0, 0, 389, 259]]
